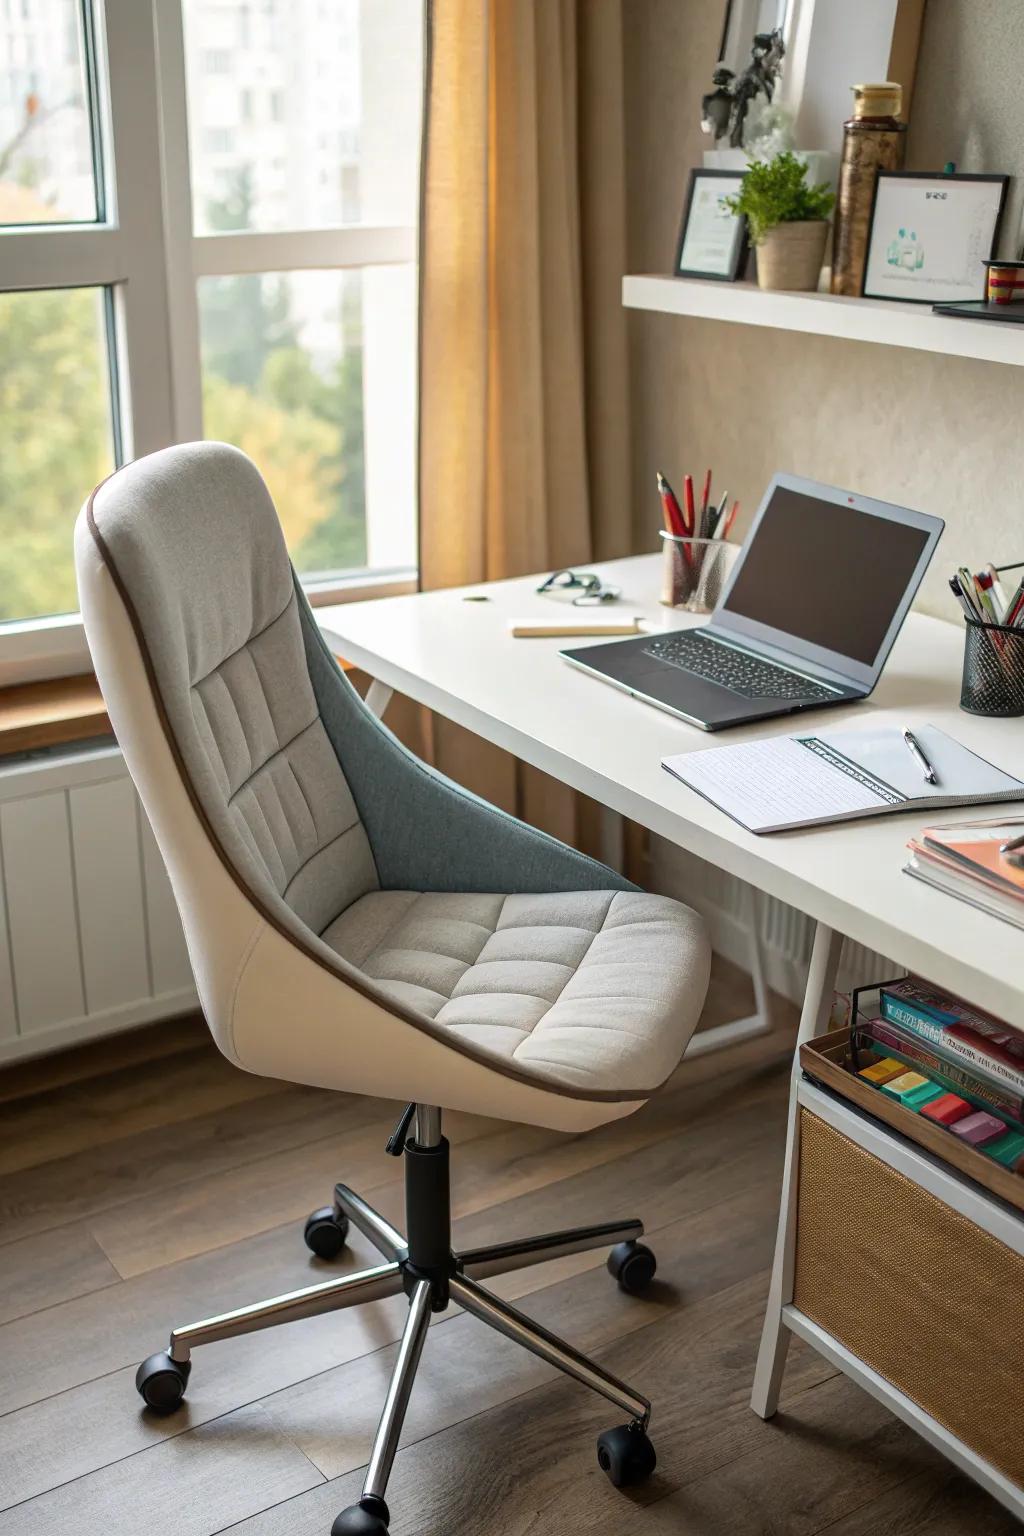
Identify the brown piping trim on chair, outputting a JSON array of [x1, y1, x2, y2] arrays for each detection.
[[84, 478, 670, 1105]]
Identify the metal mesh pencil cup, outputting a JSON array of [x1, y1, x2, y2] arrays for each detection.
[[660, 532, 738, 613], [960, 617, 1024, 717]]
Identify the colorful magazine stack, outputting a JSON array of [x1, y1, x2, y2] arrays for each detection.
[[858, 976, 1024, 1137], [905, 817, 1024, 930]]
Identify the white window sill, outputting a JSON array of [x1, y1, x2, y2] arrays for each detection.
[[0, 568, 418, 690]]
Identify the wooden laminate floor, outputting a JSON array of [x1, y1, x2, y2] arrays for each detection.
[[0, 959, 1014, 1536]]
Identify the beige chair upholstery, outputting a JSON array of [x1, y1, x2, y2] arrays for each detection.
[[76, 443, 714, 1533], [324, 889, 703, 1092], [74, 442, 710, 1133]]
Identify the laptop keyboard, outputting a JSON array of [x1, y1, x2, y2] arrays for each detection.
[[643, 631, 838, 702]]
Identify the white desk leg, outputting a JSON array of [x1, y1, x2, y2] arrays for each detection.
[[685, 883, 773, 1058], [751, 920, 843, 1419], [364, 681, 394, 720], [598, 806, 625, 874]]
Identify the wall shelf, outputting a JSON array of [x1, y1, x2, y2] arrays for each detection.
[[623, 275, 1024, 369]]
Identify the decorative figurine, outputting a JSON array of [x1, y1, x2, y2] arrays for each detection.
[[701, 28, 786, 151], [729, 28, 786, 148], [701, 66, 736, 145]]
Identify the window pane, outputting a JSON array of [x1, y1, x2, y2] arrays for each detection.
[[199, 264, 418, 578], [0, 0, 101, 224], [199, 268, 370, 575], [183, 0, 423, 234], [0, 287, 115, 620]]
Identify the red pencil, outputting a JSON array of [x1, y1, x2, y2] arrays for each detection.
[[700, 468, 712, 519], [656, 471, 685, 537], [721, 499, 739, 541], [656, 471, 693, 567], [683, 475, 696, 536]]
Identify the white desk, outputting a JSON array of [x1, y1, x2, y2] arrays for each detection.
[[318, 553, 1024, 1027], [319, 555, 1024, 1518]]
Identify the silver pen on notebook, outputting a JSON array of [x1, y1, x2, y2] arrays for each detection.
[[902, 727, 937, 785]]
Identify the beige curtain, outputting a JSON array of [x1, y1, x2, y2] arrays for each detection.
[[417, 0, 632, 848]]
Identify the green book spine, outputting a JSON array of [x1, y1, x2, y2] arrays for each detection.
[[879, 992, 946, 1046]]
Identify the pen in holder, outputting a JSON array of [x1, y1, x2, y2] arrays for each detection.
[[960, 616, 1024, 717], [660, 531, 739, 614]]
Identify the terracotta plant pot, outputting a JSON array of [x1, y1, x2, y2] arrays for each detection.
[[756, 220, 829, 292]]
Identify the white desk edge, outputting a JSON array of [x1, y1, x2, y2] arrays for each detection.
[[317, 554, 1024, 1029]]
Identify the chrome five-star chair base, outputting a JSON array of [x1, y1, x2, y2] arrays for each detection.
[[135, 1105, 659, 1536]]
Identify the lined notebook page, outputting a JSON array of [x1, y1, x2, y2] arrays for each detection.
[[663, 737, 894, 833]]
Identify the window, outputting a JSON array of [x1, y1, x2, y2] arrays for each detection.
[[0, 0, 102, 224], [0, 0, 422, 682], [196, 267, 370, 574], [0, 287, 116, 621]]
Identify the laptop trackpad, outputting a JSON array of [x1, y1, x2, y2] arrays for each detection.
[[562, 637, 770, 726], [629, 665, 765, 724]]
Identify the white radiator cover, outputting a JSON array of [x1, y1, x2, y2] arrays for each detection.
[[0, 744, 900, 1066], [0, 745, 196, 1064]]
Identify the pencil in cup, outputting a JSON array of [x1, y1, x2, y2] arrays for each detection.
[[660, 532, 739, 613]]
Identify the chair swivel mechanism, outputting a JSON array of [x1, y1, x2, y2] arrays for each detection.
[[74, 443, 711, 1535]]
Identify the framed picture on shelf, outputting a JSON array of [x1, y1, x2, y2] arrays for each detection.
[[862, 172, 1009, 304], [675, 169, 749, 282]]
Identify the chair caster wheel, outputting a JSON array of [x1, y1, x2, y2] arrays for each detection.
[[331, 1494, 390, 1535], [607, 1239, 657, 1294], [304, 1206, 350, 1259], [596, 1422, 657, 1488], [135, 1352, 191, 1413]]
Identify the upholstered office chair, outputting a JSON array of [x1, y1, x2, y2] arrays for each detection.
[[74, 443, 711, 1535]]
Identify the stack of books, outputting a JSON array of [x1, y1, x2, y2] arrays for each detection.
[[905, 816, 1024, 931], [859, 976, 1024, 1138]]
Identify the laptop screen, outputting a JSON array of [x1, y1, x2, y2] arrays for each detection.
[[720, 483, 933, 667]]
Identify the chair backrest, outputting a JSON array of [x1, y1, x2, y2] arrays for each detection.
[[80, 442, 380, 939], [75, 443, 651, 1127]]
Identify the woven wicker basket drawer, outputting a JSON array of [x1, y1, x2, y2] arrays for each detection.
[[793, 1109, 1024, 1490]]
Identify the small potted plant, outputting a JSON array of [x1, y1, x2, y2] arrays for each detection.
[[724, 150, 835, 292]]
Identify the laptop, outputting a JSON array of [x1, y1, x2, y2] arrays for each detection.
[[560, 473, 944, 731]]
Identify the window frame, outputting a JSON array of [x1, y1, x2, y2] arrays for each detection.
[[0, 0, 419, 689]]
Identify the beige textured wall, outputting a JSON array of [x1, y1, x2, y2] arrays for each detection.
[[622, 0, 1024, 620], [907, 0, 1024, 256]]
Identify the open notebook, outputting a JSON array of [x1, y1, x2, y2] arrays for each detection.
[[662, 725, 1024, 834]]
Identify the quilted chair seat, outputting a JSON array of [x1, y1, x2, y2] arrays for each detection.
[[324, 888, 707, 1093]]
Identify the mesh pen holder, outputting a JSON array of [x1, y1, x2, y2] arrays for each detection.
[[660, 532, 739, 614], [960, 617, 1024, 717]]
